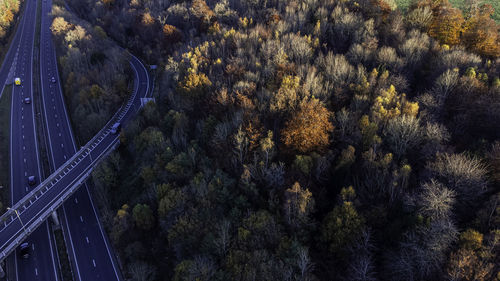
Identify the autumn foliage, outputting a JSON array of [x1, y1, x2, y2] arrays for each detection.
[[281, 98, 333, 153], [0, 0, 19, 40], [162, 24, 182, 44], [423, 1, 500, 58], [462, 4, 500, 58], [429, 5, 464, 46], [58, 0, 500, 279]]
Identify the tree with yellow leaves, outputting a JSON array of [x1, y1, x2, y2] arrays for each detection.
[[284, 182, 314, 226], [429, 4, 464, 45], [270, 75, 301, 114], [462, 4, 500, 58], [281, 98, 333, 153], [372, 85, 419, 122], [178, 72, 212, 99]]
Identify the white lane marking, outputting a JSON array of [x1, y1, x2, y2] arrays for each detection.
[[80, 216, 83, 222], [61, 144, 64, 148], [92, 259, 96, 267], [85, 237, 89, 244], [35, 268, 38, 276], [32, 243, 34, 250], [74, 198, 78, 204], [25, 186, 28, 192]]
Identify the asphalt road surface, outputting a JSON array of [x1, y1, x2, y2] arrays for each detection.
[[0, 1, 151, 280], [0, 52, 151, 273], [9, 0, 60, 279], [39, 0, 122, 279]]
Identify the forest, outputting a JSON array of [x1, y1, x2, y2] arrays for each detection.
[[51, 0, 500, 280]]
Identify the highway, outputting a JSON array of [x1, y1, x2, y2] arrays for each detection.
[[0, 0, 151, 278], [0, 16, 151, 277], [0, 0, 30, 99], [8, 0, 60, 279], [39, 0, 122, 279]]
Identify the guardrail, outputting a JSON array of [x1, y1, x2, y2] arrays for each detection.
[[0, 54, 148, 260]]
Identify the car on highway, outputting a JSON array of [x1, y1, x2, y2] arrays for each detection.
[[110, 122, 121, 134], [50, 77, 56, 83], [23, 97, 31, 104], [19, 242, 30, 259], [28, 176, 36, 186], [14, 78, 21, 86]]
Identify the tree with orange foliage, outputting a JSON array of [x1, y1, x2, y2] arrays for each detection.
[[429, 4, 464, 45], [101, 0, 114, 7], [162, 24, 182, 44], [141, 12, 155, 26], [190, 0, 215, 29], [462, 4, 500, 58], [281, 98, 333, 153]]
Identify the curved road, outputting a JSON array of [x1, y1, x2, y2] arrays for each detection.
[[39, 0, 123, 279], [0, 0, 151, 279]]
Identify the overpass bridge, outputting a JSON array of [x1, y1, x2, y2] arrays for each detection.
[[0, 53, 151, 264]]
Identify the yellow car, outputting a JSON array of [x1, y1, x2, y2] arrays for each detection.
[[14, 78, 21, 86]]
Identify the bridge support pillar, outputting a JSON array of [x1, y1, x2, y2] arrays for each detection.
[[0, 263, 5, 278], [51, 211, 60, 226]]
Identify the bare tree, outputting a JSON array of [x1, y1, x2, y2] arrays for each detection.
[[213, 220, 231, 256], [418, 180, 456, 221], [384, 115, 423, 158], [346, 230, 377, 281], [297, 247, 314, 281], [427, 153, 488, 205]]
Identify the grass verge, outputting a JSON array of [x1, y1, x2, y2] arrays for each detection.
[[0, 85, 11, 212], [54, 228, 74, 281], [33, 0, 52, 180]]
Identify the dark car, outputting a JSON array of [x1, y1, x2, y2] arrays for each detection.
[[19, 242, 30, 259], [110, 122, 121, 135], [28, 176, 36, 186], [23, 97, 31, 104]]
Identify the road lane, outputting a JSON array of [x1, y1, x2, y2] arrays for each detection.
[[39, 0, 122, 279], [9, 0, 59, 280], [0, 44, 150, 278]]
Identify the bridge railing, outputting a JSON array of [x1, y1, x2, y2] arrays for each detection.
[[0, 55, 147, 259]]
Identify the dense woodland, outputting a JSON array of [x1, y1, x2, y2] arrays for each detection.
[[51, 0, 500, 280]]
